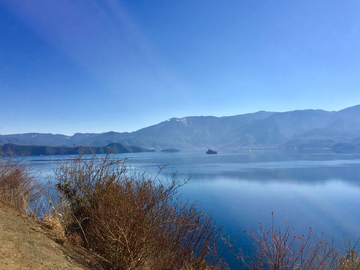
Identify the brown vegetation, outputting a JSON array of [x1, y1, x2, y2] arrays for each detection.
[[0, 158, 102, 270], [225, 213, 360, 270], [54, 153, 225, 269], [0, 157, 41, 214], [2, 153, 360, 269]]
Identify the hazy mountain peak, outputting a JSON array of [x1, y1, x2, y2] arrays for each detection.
[[1, 105, 360, 151]]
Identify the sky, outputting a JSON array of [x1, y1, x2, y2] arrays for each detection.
[[1, 0, 360, 135]]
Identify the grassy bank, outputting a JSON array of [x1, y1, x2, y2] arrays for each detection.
[[0, 157, 42, 215], [1, 153, 360, 269]]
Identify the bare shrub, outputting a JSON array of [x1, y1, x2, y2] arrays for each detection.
[[0, 157, 41, 215], [54, 152, 226, 269], [225, 213, 360, 270], [242, 223, 338, 269]]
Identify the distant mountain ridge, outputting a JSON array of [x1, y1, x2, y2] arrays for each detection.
[[2, 105, 360, 152]]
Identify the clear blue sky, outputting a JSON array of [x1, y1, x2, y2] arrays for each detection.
[[1, 0, 360, 135]]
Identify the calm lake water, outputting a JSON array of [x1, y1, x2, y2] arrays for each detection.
[[25, 150, 360, 262]]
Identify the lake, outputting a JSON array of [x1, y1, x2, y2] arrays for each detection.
[[25, 150, 360, 264]]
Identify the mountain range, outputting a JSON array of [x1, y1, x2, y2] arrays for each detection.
[[2, 104, 360, 153]]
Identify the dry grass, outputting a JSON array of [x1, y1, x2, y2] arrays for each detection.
[[54, 152, 226, 270], [0, 157, 42, 215], [2, 153, 360, 270], [0, 157, 68, 247], [42, 215, 67, 244], [339, 243, 360, 270]]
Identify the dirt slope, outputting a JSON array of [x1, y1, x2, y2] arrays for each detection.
[[0, 205, 103, 270]]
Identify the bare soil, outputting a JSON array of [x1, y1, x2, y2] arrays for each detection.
[[0, 205, 103, 270]]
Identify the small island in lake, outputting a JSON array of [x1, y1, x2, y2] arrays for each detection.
[[206, 148, 217, 154], [161, 148, 180, 153]]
